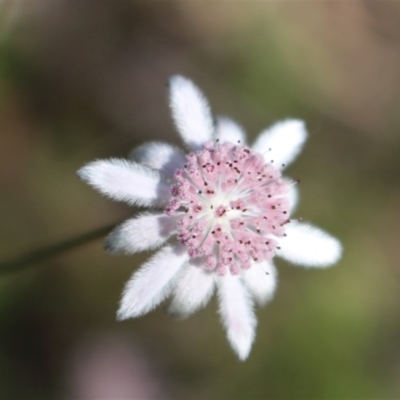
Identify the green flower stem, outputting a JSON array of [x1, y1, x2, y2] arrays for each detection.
[[0, 221, 120, 275]]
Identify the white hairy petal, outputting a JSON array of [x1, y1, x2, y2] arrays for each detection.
[[77, 159, 170, 206], [217, 275, 257, 361], [130, 142, 186, 176], [285, 179, 299, 214], [117, 245, 187, 319], [242, 261, 277, 307], [169, 75, 214, 150], [252, 119, 307, 169], [215, 116, 246, 145], [277, 222, 342, 267], [105, 212, 178, 254], [168, 265, 215, 318]]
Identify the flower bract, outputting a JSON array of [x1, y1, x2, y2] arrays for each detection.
[[78, 75, 342, 360]]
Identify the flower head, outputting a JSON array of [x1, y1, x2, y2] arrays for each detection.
[[78, 76, 342, 360]]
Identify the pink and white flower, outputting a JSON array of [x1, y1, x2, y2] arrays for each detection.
[[78, 76, 342, 360]]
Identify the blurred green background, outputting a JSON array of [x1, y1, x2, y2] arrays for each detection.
[[1, 1, 400, 399]]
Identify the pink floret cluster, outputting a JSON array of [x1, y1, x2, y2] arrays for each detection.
[[166, 140, 290, 276]]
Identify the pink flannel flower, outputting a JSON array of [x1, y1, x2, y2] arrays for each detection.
[[78, 76, 342, 360]]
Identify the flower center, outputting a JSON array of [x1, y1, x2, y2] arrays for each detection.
[[166, 141, 290, 275]]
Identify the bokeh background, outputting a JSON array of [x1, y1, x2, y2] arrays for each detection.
[[1, 1, 400, 399]]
